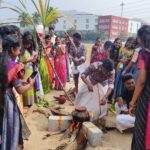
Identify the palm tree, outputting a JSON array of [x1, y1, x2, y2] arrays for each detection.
[[32, 12, 40, 25], [0, 0, 61, 29], [18, 12, 33, 27]]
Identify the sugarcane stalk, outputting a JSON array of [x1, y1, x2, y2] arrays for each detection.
[[46, 54, 74, 104]]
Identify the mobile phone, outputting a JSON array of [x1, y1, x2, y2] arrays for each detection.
[[30, 71, 38, 79]]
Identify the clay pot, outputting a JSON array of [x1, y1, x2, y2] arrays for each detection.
[[72, 106, 90, 123], [58, 95, 67, 104]]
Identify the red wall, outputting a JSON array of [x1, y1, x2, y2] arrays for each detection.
[[98, 15, 129, 40]]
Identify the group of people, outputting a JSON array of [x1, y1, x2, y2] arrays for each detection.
[[0, 23, 150, 150], [74, 25, 150, 150]]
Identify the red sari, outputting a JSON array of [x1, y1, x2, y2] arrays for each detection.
[[44, 43, 54, 88], [54, 44, 67, 90]]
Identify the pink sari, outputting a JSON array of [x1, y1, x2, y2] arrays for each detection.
[[54, 54, 67, 90]]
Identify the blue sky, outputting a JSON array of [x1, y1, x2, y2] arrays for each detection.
[[1, 0, 150, 22]]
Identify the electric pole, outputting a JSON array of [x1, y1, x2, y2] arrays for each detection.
[[120, 1, 125, 17]]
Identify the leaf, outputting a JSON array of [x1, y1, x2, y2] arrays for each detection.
[[45, 8, 60, 26], [19, 0, 27, 11], [0, 6, 21, 14], [38, 0, 45, 24], [31, 0, 41, 17], [38, 0, 44, 16], [0, 22, 20, 25]]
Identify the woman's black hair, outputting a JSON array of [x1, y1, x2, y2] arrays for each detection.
[[22, 37, 31, 46], [2, 35, 20, 53], [45, 34, 51, 39], [10, 25, 20, 35], [55, 36, 61, 41], [114, 38, 122, 43], [122, 73, 134, 83], [104, 41, 113, 49], [49, 26, 54, 31], [23, 31, 36, 54], [96, 37, 101, 41], [23, 31, 32, 37], [125, 37, 136, 49], [0, 25, 20, 38], [137, 25, 150, 49], [101, 58, 114, 71]]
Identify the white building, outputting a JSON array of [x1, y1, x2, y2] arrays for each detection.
[[55, 11, 99, 31], [128, 20, 142, 34]]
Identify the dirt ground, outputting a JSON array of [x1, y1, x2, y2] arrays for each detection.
[[24, 44, 132, 150], [24, 80, 132, 150]]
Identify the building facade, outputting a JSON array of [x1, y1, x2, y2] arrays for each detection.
[[55, 13, 99, 31], [98, 15, 129, 41], [128, 20, 141, 35]]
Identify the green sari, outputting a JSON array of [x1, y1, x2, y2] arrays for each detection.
[[39, 54, 50, 94]]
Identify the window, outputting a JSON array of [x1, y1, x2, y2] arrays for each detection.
[[86, 24, 89, 29], [112, 31, 118, 35], [112, 25, 118, 29], [95, 18, 98, 23], [95, 25, 98, 30], [63, 20, 66, 24], [86, 19, 89, 23], [118, 26, 121, 30], [106, 19, 110, 22], [112, 19, 118, 23], [100, 25, 109, 29], [74, 19, 77, 24]]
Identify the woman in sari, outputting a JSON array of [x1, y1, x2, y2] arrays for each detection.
[[20, 38, 36, 107], [38, 38, 51, 94], [53, 36, 67, 90], [65, 35, 72, 82], [22, 31, 41, 93], [90, 38, 103, 63], [113, 37, 136, 99], [129, 25, 150, 150], [44, 35, 54, 88], [0, 34, 35, 150]]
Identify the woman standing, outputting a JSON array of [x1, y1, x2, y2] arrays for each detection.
[[90, 38, 103, 63], [113, 37, 135, 99], [130, 25, 150, 150], [103, 41, 113, 59], [44, 35, 54, 88], [20, 38, 36, 107], [109, 38, 122, 68], [0, 34, 34, 150], [53, 36, 67, 90]]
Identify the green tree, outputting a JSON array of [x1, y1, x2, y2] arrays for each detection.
[[119, 31, 128, 41], [32, 12, 41, 25], [18, 12, 33, 27]]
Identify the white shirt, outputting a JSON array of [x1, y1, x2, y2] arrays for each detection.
[[51, 35, 56, 46]]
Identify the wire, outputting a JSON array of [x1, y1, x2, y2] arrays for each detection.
[[94, 0, 150, 13]]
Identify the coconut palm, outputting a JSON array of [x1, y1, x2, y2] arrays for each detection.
[[32, 12, 40, 25], [0, 0, 61, 29]]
